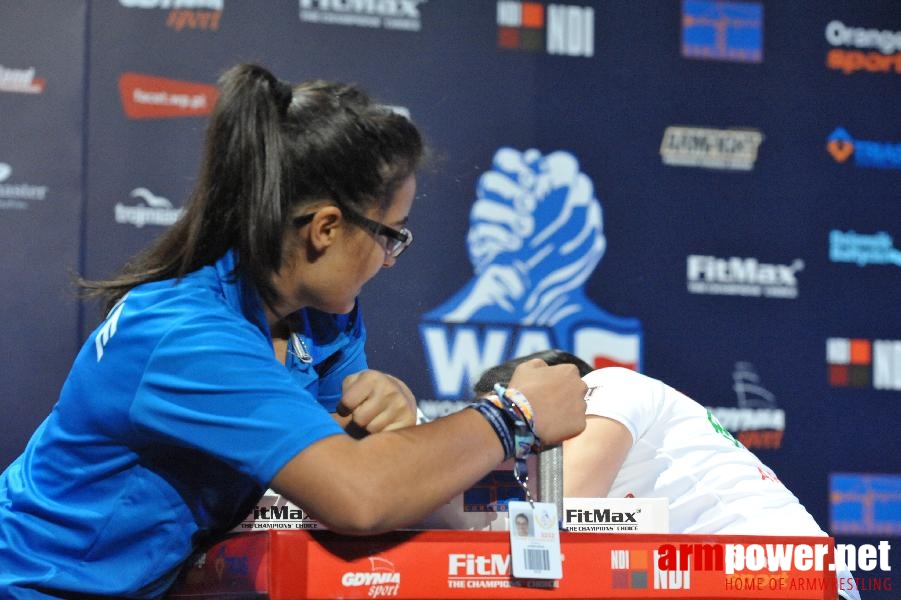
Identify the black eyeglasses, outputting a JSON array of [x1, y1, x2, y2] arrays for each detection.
[[292, 208, 413, 259]]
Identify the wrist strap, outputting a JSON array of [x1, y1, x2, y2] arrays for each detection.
[[469, 401, 515, 460]]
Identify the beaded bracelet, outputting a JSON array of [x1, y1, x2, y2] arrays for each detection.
[[494, 383, 541, 457], [470, 383, 543, 460], [491, 383, 543, 504]]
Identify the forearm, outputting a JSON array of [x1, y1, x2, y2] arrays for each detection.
[[272, 407, 504, 535]]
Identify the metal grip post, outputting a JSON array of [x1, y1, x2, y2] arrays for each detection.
[[537, 444, 563, 516]]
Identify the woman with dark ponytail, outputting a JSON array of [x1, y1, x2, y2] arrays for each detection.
[[0, 64, 587, 598]]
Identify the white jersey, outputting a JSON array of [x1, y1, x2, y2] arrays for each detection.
[[584, 367, 826, 537]]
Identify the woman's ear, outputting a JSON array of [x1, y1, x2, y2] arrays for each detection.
[[307, 205, 344, 252]]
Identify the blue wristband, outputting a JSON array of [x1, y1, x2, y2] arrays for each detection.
[[470, 400, 515, 459]]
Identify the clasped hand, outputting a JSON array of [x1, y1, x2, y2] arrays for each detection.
[[335, 370, 418, 437]]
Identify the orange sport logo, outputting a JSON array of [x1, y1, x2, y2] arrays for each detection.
[[825, 19, 901, 75]]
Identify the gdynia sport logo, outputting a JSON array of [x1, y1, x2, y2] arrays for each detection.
[[419, 147, 643, 400]]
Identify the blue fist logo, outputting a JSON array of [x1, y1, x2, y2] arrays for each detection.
[[420, 148, 642, 400]]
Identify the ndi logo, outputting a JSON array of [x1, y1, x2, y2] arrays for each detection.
[[419, 147, 642, 401], [496, 2, 594, 57], [827, 338, 901, 390]]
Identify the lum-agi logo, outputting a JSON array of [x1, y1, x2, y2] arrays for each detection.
[[419, 148, 642, 403]]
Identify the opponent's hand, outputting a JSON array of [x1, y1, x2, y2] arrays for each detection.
[[337, 370, 418, 437], [506, 358, 587, 445]]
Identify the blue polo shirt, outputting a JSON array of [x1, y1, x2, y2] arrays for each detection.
[[0, 250, 364, 598]]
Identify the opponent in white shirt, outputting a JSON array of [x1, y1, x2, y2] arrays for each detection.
[[474, 350, 860, 600]]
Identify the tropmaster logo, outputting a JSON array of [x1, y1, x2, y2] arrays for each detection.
[[115, 188, 183, 228], [118, 0, 223, 31], [496, 1, 594, 57], [0, 65, 46, 94], [419, 147, 643, 401], [118, 73, 217, 119], [827, 337, 901, 391]]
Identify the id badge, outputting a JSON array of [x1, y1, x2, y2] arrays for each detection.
[[508, 500, 563, 579]]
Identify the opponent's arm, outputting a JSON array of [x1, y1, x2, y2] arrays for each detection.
[[562, 415, 633, 498]]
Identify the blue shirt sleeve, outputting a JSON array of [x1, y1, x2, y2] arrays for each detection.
[[129, 314, 344, 486]]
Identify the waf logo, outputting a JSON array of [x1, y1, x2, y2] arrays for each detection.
[[827, 338, 901, 391], [341, 557, 400, 597], [496, 2, 594, 57], [681, 0, 763, 63], [0, 65, 46, 94], [420, 147, 643, 399], [118, 0, 223, 31], [118, 73, 217, 119], [827, 127, 901, 170]]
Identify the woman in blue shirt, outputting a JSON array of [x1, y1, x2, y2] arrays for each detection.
[[0, 63, 587, 598]]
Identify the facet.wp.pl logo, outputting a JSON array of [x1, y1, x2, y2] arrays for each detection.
[[419, 147, 642, 401]]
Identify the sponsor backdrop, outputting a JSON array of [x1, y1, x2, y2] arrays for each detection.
[[2, 0, 899, 573]]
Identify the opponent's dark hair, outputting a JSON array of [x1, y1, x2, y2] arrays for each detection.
[[473, 349, 593, 396], [80, 63, 423, 313]]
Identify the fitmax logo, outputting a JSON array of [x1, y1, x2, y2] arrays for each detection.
[[687, 255, 803, 299], [449, 553, 510, 576], [567, 509, 637, 523]]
